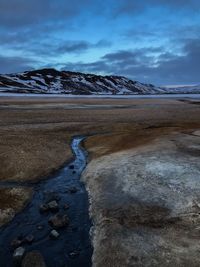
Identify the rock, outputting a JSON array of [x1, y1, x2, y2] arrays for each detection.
[[37, 225, 44, 230], [48, 214, 69, 229], [68, 187, 78, 194], [69, 250, 80, 258], [69, 165, 74, 169], [72, 170, 76, 174], [13, 247, 25, 263], [40, 200, 59, 213], [47, 200, 59, 212], [44, 192, 60, 202], [63, 204, 69, 210], [24, 234, 34, 244], [39, 204, 49, 213], [11, 238, 23, 248], [22, 251, 46, 267], [50, 229, 59, 239]]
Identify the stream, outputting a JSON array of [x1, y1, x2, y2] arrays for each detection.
[[0, 136, 93, 267]]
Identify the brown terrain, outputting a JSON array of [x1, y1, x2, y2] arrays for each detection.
[[0, 95, 200, 266]]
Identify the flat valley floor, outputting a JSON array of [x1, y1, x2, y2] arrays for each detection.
[[0, 96, 200, 266]]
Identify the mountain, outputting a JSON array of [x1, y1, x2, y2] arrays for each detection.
[[162, 85, 200, 94], [0, 68, 199, 95], [0, 68, 165, 95]]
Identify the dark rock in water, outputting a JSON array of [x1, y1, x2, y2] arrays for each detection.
[[24, 234, 34, 244], [72, 170, 76, 174], [11, 238, 23, 248], [40, 200, 59, 213], [37, 225, 44, 231], [68, 187, 78, 194], [11, 234, 34, 248], [13, 247, 25, 263], [69, 165, 75, 169], [39, 204, 49, 213], [69, 250, 80, 258], [50, 229, 59, 239], [44, 192, 60, 202], [22, 251, 46, 267], [63, 204, 69, 210], [48, 214, 69, 229], [47, 200, 59, 212]]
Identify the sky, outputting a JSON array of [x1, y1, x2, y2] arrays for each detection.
[[0, 0, 200, 85]]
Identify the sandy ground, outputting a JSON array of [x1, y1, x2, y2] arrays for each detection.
[[0, 96, 200, 265]]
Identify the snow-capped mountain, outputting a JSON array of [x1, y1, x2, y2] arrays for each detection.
[[162, 85, 200, 94], [0, 68, 199, 95], [0, 68, 165, 95]]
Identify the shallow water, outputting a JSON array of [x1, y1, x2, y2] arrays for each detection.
[[0, 137, 92, 267]]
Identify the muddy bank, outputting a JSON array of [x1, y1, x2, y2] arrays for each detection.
[[83, 130, 200, 266]]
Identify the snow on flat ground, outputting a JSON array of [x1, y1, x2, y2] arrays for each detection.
[[0, 93, 200, 99]]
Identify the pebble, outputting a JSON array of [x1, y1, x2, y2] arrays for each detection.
[[13, 247, 25, 262], [25, 234, 34, 244], [11, 238, 22, 248], [69, 165, 75, 169], [22, 251, 46, 267], [69, 250, 80, 258], [50, 229, 60, 239], [48, 214, 69, 229], [48, 200, 59, 212], [37, 225, 44, 230], [63, 204, 69, 210], [68, 187, 78, 194], [39, 204, 49, 213], [39, 200, 59, 213]]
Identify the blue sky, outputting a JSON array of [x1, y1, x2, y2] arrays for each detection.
[[0, 0, 200, 85]]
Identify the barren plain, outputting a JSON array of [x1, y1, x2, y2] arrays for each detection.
[[0, 96, 200, 266]]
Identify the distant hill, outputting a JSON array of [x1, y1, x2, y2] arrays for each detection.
[[0, 68, 199, 95]]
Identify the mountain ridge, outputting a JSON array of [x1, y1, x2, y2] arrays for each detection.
[[0, 68, 199, 95]]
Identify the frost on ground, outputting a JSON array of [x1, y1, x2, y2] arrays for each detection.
[[83, 131, 200, 267]]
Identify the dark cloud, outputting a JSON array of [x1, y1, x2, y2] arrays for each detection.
[[61, 38, 200, 85], [58, 40, 111, 54], [0, 55, 37, 74], [60, 61, 109, 73], [1, 0, 198, 30], [101, 47, 163, 67], [57, 41, 91, 54], [0, 0, 199, 85], [95, 40, 112, 48], [0, 33, 111, 57], [115, 0, 200, 15], [0, 0, 93, 28]]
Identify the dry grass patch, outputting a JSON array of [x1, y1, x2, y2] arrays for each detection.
[[0, 187, 32, 226], [0, 129, 72, 182], [85, 125, 199, 159]]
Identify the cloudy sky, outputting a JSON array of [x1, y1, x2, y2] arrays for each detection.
[[0, 0, 200, 85]]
